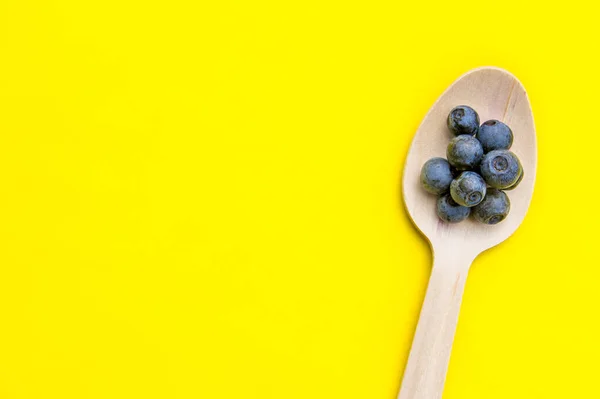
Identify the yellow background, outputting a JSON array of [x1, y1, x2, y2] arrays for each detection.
[[0, 1, 598, 398]]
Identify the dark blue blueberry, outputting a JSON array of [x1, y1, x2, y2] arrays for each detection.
[[473, 188, 511, 224], [450, 171, 486, 207], [476, 120, 513, 153], [420, 157, 454, 195], [446, 135, 484, 171], [480, 150, 523, 189], [437, 193, 470, 223], [447, 105, 480, 136]]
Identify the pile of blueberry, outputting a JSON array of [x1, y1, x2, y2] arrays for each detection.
[[420, 105, 523, 225]]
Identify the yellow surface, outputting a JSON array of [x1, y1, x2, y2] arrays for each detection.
[[0, 1, 598, 398]]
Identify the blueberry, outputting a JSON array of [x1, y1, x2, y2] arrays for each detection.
[[480, 150, 523, 189], [504, 168, 524, 191], [472, 188, 511, 224], [420, 157, 454, 195], [437, 193, 470, 223], [476, 120, 513, 152], [446, 135, 484, 171], [450, 171, 486, 207], [447, 105, 479, 136]]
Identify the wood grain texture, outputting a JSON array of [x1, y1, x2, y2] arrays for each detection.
[[399, 67, 537, 399]]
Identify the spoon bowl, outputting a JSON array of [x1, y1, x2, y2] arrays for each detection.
[[403, 67, 537, 256], [397, 67, 536, 399]]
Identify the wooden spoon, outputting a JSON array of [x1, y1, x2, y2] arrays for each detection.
[[398, 67, 537, 399]]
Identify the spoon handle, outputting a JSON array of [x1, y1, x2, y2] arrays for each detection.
[[397, 254, 471, 399]]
